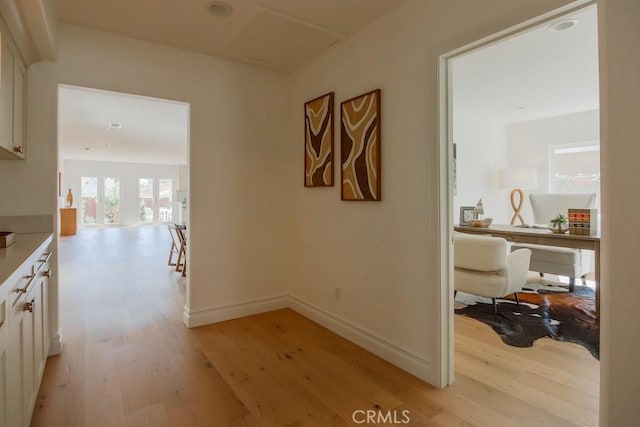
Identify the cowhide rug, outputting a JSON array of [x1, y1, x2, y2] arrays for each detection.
[[455, 286, 599, 359]]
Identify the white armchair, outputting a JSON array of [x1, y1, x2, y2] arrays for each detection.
[[454, 233, 531, 314], [511, 193, 596, 291]]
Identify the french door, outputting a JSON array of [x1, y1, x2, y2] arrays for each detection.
[[80, 176, 121, 226], [138, 177, 173, 223]]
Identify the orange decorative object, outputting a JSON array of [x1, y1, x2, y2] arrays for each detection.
[[60, 208, 77, 236]]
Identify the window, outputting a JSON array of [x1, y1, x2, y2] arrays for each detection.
[[80, 176, 122, 226], [103, 177, 121, 224], [549, 142, 600, 209], [80, 177, 98, 225], [138, 177, 174, 223], [158, 178, 173, 222], [138, 178, 155, 223]]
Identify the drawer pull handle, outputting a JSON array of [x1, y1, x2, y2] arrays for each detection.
[[13, 146, 24, 153], [42, 269, 51, 278], [23, 300, 34, 313], [23, 274, 34, 280], [15, 287, 27, 294], [38, 252, 52, 263]]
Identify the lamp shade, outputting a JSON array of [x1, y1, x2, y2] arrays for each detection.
[[498, 168, 538, 190]]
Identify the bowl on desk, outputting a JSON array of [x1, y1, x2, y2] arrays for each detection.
[[467, 218, 493, 228]]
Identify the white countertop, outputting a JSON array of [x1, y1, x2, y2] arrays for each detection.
[[0, 233, 53, 286]]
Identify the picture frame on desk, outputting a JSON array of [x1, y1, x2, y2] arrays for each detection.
[[459, 206, 475, 226]]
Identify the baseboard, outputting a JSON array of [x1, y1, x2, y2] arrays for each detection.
[[48, 332, 63, 356], [183, 295, 289, 328], [288, 295, 431, 382]]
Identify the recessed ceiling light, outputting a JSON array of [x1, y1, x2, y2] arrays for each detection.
[[208, 1, 233, 17], [107, 122, 122, 131], [548, 19, 579, 32]]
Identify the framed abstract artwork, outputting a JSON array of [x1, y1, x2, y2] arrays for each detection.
[[304, 92, 334, 187], [340, 89, 381, 201]]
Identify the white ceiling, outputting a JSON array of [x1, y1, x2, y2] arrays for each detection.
[[452, 6, 599, 124], [58, 85, 189, 165], [57, 0, 406, 70], [57, 3, 597, 165]]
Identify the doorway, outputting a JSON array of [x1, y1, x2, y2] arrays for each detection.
[[57, 85, 189, 229], [437, 0, 600, 396]]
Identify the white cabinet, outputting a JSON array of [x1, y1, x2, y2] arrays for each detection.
[[0, 237, 52, 427], [13, 57, 26, 155], [0, 15, 27, 160], [0, 274, 10, 427], [12, 288, 35, 427]]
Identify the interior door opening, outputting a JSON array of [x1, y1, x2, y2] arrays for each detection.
[[56, 83, 191, 324], [437, 3, 600, 420]]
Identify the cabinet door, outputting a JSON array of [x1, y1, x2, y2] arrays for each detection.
[[32, 269, 50, 383], [0, 293, 9, 427], [13, 58, 26, 155], [0, 25, 26, 160], [9, 294, 35, 427], [40, 268, 50, 359], [0, 342, 8, 427], [0, 34, 15, 154], [32, 277, 44, 383]]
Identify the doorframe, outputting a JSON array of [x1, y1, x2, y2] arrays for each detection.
[[434, 0, 597, 387]]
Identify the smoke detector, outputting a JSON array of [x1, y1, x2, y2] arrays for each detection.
[[548, 19, 579, 32]]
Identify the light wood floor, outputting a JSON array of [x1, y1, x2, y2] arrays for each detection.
[[31, 226, 599, 427]]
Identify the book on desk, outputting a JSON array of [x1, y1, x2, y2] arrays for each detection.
[[568, 209, 598, 236]]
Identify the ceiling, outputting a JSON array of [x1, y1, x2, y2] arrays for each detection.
[[57, 0, 405, 70], [57, 3, 597, 165], [452, 5, 599, 124], [58, 85, 188, 165], [57, 1, 405, 165]]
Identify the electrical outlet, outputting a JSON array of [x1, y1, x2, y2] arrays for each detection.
[[334, 286, 342, 300]]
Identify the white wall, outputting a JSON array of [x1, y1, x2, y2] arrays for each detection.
[[289, 0, 576, 383], [506, 110, 600, 222], [62, 159, 180, 226], [598, 0, 640, 425], [453, 115, 509, 224], [1, 1, 638, 422], [18, 24, 293, 327], [452, 110, 599, 226]]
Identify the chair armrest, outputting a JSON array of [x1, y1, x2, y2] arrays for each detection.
[[505, 248, 532, 294]]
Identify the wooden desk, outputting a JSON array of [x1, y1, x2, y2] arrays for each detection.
[[60, 208, 77, 236], [455, 224, 601, 317]]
